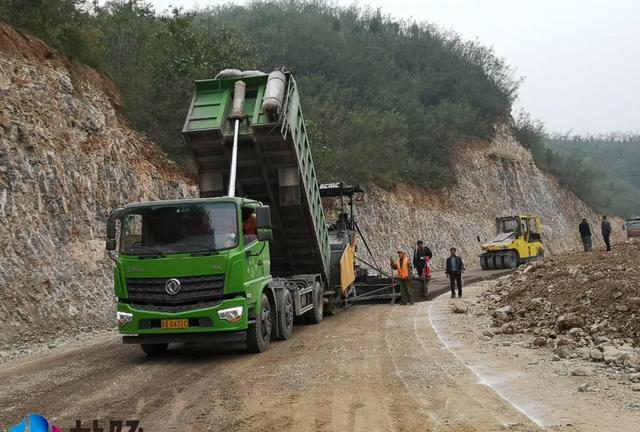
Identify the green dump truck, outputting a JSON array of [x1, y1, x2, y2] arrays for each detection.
[[106, 70, 361, 355]]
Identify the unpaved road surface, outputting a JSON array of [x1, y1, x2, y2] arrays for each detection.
[[431, 281, 640, 432], [2, 268, 632, 431]]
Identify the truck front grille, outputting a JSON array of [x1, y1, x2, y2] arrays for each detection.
[[124, 275, 224, 312]]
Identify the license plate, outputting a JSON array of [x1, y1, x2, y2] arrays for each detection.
[[161, 319, 189, 329]]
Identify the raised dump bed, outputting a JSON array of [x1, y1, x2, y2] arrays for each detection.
[[182, 71, 330, 282]]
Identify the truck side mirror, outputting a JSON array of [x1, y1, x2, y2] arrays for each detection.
[[106, 238, 117, 251], [107, 217, 117, 239], [257, 228, 273, 242], [106, 217, 117, 251], [256, 206, 272, 229]]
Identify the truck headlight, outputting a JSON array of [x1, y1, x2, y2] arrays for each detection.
[[218, 306, 243, 324], [116, 311, 133, 327]]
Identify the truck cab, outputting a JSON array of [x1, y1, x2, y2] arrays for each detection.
[[106, 197, 280, 355]]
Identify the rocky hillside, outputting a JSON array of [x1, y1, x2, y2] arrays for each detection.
[[0, 23, 195, 352], [350, 127, 625, 270]]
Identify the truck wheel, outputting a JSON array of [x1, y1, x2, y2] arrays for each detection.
[[503, 251, 519, 269], [480, 255, 489, 270], [304, 281, 324, 324], [276, 290, 294, 340], [140, 343, 168, 357], [247, 293, 272, 353]]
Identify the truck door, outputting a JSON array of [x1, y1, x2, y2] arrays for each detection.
[[241, 205, 265, 290], [244, 236, 265, 281]]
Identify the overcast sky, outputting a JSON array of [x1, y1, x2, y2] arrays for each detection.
[[147, 0, 639, 134]]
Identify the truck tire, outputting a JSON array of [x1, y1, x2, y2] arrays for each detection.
[[276, 289, 294, 340], [480, 255, 489, 271], [140, 343, 168, 357], [304, 281, 324, 324], [247, 293, 272, 353]]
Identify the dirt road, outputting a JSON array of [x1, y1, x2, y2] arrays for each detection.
[[0, 268, 615, 431]]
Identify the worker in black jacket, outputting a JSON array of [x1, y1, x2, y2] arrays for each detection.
[[413, 240, 433, 278], [445, 248, 465, 298], [578, 217, 592, 251]]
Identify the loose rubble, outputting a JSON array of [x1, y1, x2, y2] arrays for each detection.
[[452, 303, 469, 314], [479, 239, 640, 387]]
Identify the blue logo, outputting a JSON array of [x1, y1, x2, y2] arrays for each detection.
[[9, 414, 61, 432]]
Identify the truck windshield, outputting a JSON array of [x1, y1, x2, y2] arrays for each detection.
[[120, 202, 238, 255]]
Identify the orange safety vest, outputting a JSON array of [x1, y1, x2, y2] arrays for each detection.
[[396, 257, 410, 279]]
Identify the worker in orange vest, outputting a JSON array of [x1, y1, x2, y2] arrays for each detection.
[[390, 250, 413, 305]]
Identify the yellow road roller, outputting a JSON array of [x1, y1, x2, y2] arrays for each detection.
[[479, 214, 544, 270]]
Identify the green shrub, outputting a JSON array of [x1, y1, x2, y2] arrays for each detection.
[[3, 0, 518, 189]]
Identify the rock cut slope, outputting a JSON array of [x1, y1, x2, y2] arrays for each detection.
[[0, 23, 195, 352], [350, 127, 624, 269]]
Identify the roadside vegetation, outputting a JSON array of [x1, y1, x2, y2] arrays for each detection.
[[544, 133, 640, 218], [514, 113, 640, 218], [1, 0, 517, 187], [3, 1, 636, 215]]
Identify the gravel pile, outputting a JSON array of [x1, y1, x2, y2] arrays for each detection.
[[480, 239, 640, 374]]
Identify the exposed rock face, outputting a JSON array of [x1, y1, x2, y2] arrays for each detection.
[[347, 129, 624, 269], [0, 24, 195, 349]]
